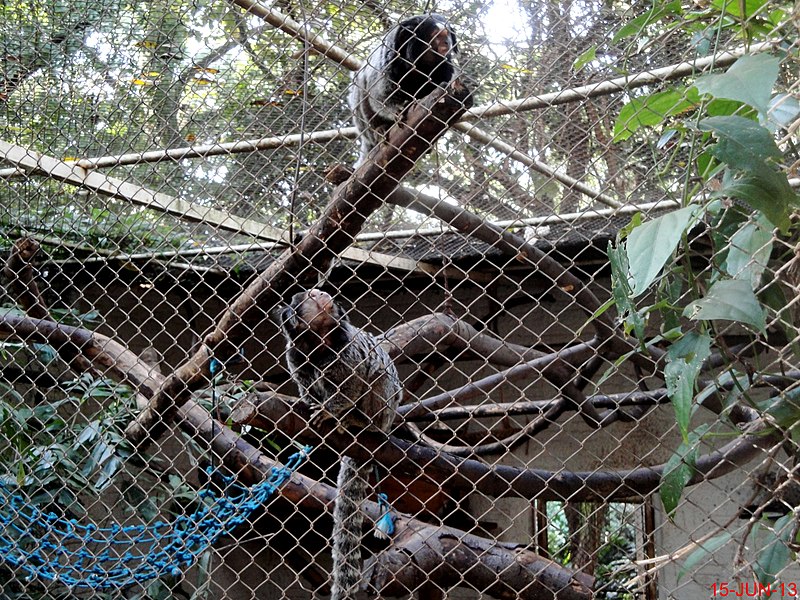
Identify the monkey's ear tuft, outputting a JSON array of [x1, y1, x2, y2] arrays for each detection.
[[331, 301, 350, 323], [273, 303, 293, 328]]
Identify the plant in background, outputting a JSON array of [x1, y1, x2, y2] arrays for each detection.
[[0, 369, 212, 599], [607, 1, 800, 583]]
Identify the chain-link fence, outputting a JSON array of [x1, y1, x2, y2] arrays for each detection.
[[1, 0, 799, 598]]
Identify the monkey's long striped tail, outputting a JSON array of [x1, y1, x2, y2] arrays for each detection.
[[330, 456, 370, 600]]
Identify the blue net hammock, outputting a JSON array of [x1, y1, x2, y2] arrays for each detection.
[[0, 447, 309, 590]]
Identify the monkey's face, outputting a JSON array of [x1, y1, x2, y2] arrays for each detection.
[[399, 15, 457, 70], [428, 23, 455, 57], [280, 289, 344, 342]]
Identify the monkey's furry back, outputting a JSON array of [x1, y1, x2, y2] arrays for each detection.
[[348, 14, 458, 167], [279, 290, 402, 599]]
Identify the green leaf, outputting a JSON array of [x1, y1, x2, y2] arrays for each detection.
[[573, 46, 597, 72], [701, 115, 798, 231], [679, 532, 733, 581], [613, 89, 698, 142], [33, 343, 57, 365], [767, 8, 787, 26], [95, 456, 121, 490], [612, 1, 682, 43], [752, 519, 792, 585], [699, 116, 782, 171], [696, 369, 751, 409], [683, 279, 767, 332], [75, 422, 100, 446], [760, 284, 800, 359], [661, 451, 694, 519], [762, 388, 800, 431], [657, 277, 685, 334], [609, 242, 645, 340], [661, 437, 699, 518], [16, 462, 26, 487], [693, 54, 780, 116], [710, 0, 768, 18], [666, 332, 712, 440], [695, 150, 717, 179], [626, 206, 701, 297], [722, 218, 772, 288], [656, 129, 678, 150], [774, 512, 795, 542], [660, 426, 709, 518], [706, 98, 752, 118], [767, 93, 800, 132], [717, 171, 797, 231]]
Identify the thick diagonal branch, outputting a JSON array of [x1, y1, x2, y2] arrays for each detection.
[[0, 311, 592, 599], [124, 80, 473, 447]]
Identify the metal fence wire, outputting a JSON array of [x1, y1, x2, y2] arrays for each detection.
[[0, 0, 799, 598]]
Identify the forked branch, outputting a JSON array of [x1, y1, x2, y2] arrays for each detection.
[[124, 79, 473, 447], [0, 308, 592, 599]]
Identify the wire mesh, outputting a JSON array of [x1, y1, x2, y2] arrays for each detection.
[[0, 0, 799, 598]]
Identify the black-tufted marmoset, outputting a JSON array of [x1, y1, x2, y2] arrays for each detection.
[[278, 289, 402, 600], [348, 14, 459, 167]]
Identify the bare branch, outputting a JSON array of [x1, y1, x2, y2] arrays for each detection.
[[386, 187, 617, 337], [398, 341, 600, 421], [179, 397, 594, 599], [124, 80, 473, 447], [0, 313, 159, 409], [404, 396, 570, 457], [453, 121, 622, 208], [233, 391, 779, 502], [224, 0, 361, 70], [0, 307, 590, 598], [411, 390, 669, 422], [379, 312, 546, 365]]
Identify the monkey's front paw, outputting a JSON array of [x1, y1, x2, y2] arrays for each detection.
[[310, 407, 335, 429], [324, 164, 351, 184]]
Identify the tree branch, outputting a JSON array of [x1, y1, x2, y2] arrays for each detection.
[[178, 397, 594, 599], [5, 247, 778, 505], [0, 313, 159, 410], [387, 187, 615, 335], [409, 390, 670, 422], [397, 340, 600, 421], [124, 80, 473, 447], [0, 308, 593, 599], [379, 312, 546, 365], [232, 391, 779, 502]]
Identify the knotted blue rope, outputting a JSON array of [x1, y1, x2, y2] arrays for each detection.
[[0, 447, 310, 590], [374, 492, 396, 539]]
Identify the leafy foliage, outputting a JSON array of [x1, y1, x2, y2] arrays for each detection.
[[608, 3, 799, 583], [0, 358, 208, 599]]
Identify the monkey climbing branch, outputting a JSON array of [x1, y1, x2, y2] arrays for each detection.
[[124, 79, 474, 447]]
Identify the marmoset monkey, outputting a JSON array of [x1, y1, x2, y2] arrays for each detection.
[[348, 14, 458, 167], [278, 289, 402, 599]]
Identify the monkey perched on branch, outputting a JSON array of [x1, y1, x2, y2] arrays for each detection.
[[348, 14, 459, 167], [278, 289, 402, 599]]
